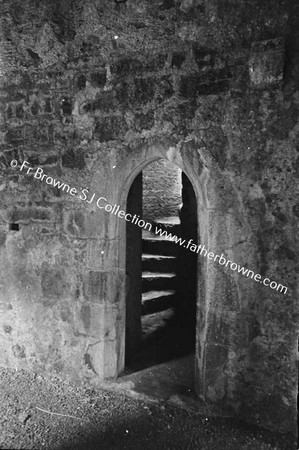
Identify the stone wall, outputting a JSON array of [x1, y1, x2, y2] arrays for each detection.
[[0, 0, 298, 442], [143, 159, 182, 222]]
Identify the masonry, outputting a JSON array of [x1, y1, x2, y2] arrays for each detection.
[[0, 0, 298, 443], [143, 159, 182, 222]]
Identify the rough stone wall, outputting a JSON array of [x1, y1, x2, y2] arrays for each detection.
[[0, 0, 298, 441], [143, 159, 182, 222]]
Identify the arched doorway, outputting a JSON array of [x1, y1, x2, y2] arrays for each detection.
[[87, 140, 211, 400], [124, 159, 198, 375], [85, 139, 242, 411]]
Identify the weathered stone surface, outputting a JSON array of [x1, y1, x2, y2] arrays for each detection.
[[143, 159, 182, 221], [94, 116, 128, 142], [7, 207, 52, 223], [171, 52, 186, 69], [249, 38, 285, 87], [179, 74, 230, 98]]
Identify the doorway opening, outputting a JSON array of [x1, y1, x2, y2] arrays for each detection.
[[125, 159, 198, 377]]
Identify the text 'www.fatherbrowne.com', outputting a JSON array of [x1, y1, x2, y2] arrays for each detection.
[[154, 226, 288, 295], [14, 159, 288, 295]]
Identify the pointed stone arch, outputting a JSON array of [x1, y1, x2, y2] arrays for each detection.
[[117, 140, 210, 397], [86, 138, 234, 403]]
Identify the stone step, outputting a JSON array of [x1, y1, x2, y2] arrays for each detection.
[[142, 238, 178, 256], [154, 216, 181, 225], [142, 271, 176, 292], [142, 217, 181, 238], [142, 254, 177, 273], [141, 290, 176, 315]]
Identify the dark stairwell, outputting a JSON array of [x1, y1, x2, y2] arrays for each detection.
[[125, 161, 197, 374]]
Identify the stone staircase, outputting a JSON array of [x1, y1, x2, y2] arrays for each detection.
[[141, 218, 180, 316]]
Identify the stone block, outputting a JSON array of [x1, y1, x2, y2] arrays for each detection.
[[118, 76, 174, 106], [113, 58, 144, 77], [90, 71, 107, 88], [77, 74, 86, 90], [133, 111, 155, 131], [143, 159, 182, 221], [193, 46, 214, 69], [62, 148, 85, 169], [84, 270, 124, 305], [115, 80, 132, 108], [249, 38, 285, 87], [143, 54, 167, 71], [31, 101, 39, 116], [133, 77, 155, 104], [60, 97, 72, 116], [5, 105, 13, 120], [40, 263, 69, 305], [156, 75, 174, 103], [179, 75, 200, 98], [5, 128, 23, 145], [8, 208, 52, 223], [94, 116, 128, 142], [24, 125, 50, 144], [64, 210, 86, 237], [81, 304, 91, 331], [86, 271, 105, 301], [159, 0, 175, 11], [15, 104, 24, 118], [44, 98, 52, 113], [179, 74, 229, 98], [171, 52, 186, 69], [83, 92, 117, 113]]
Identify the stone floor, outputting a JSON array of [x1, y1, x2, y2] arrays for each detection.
[[125, 307, 195, 373], [0, 367, 294, 449], [108, 354, 232, 419]]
